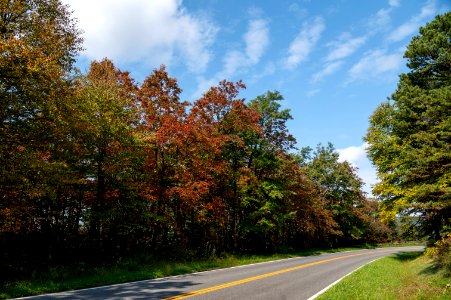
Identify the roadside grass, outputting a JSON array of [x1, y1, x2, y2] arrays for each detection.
[[0, 244, 406, 299], [317, 251, 451, 300]]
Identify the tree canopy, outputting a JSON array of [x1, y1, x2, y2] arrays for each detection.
[[365, 12, 451, 241]]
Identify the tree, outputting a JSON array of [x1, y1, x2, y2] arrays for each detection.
[[238, 92, 339, 251], [365, 12, 451, 242], [238, 91, 297, 251], [248, 91, 296, 152], [137, 65, 189, 250], [69, 59, 139, 252], [300, 143, 388, 245], [0, 0, 82, 242], [186, 80, 260, 253], [0, 0, 82, 145]]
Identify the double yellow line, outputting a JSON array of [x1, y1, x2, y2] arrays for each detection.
[[164, 250, 387, 299]]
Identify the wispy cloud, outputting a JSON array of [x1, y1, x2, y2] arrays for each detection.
[[288, 3, 308, 19], [348, 49, 403, 81], [285, 17, 325, 69], [326, 35, 366, 62], [389, 0, 400, 8], [387, 0, 436, 42], [312, 61, 343, 82], [245, 19, 270, 64], [306, 89, 320, 97], [193, 17, 270, 98], [249, 62, 276, 83], [63, 0, 217, 73], [368, 8, 392, 29], [367, 0, 404, 32], [312, 33, 365, 82], [220, 17, 269, 76]]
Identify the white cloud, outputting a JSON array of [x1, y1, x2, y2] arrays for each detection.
[[221, 18, 269, 76], [337, 143, 377, 195], [368, 7, 393, 31], [367, 0, 403, 32], [306, 89, 320, 97], [312, 33, 365, 82], [288, 3, 308, 19], [285, 17, 325, 69], [348, 49, 403, 81], [388, 22, 419, 42], [63, 0, 217, 73], [337, 143, 368, 165], [419, 0, 437, 18], [245, 19, 269, 64], [249, 62, 276, 83], [223, 50, 245, 77], [388, 0, 436, 42], [326, 35, 366, 62], [193, 17, 269, 98], [389, 0, 400, 8], [312, 61, 343, 82]]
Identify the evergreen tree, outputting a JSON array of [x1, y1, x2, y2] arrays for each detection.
[[365, 12, 451, 241]]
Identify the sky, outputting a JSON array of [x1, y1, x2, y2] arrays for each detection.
[[62, 0, 449, 195]]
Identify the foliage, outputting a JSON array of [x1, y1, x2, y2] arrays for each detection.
[[365, 12, 451, 242], [300, 143, 392, 245], [0, 0, 84, 270], [426, 234, 451, 275]]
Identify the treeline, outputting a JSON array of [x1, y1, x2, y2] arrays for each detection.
[[0, 0, 391, 278]]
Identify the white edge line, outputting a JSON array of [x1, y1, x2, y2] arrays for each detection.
[[306, 257, 382, 300]]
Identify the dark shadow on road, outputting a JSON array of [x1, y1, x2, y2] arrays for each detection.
[[20, 275, 201, 300]]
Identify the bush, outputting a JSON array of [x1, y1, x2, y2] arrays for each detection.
[[425, 234, 451, 276]]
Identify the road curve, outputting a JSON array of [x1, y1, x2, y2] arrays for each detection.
[[15, 246, 423, 300]]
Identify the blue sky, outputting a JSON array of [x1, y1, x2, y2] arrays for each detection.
[[63, 0, 449, 194]]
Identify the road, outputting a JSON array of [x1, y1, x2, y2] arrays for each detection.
[[16, 246, 423, 300]]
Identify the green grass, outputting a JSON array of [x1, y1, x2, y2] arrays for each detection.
[[0, 244, 426, 299], [317, 252, 451, 300]]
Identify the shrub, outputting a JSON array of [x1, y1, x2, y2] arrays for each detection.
[[426, 234, 451, 276]]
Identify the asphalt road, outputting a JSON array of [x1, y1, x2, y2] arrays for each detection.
[[16, 246, 424, 300]]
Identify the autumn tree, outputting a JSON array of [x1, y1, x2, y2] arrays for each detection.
[[0, 0, 82, 265], [137, 66, 190, 250], [281, 154, 339, 248], [66, 59, 141, 253], [186, 80, 260, 252], [0, 0, 82, 159], [365, 12, 451, 242]]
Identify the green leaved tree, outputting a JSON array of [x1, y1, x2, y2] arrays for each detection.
[[365, 12, 451, 241], [300, 143, 388, 245]]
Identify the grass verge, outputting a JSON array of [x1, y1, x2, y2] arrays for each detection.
[[0, 245, 399, 299], [317, 251, 451, 300]]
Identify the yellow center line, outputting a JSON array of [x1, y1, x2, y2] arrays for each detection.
[[163, 249, 390, 299]]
